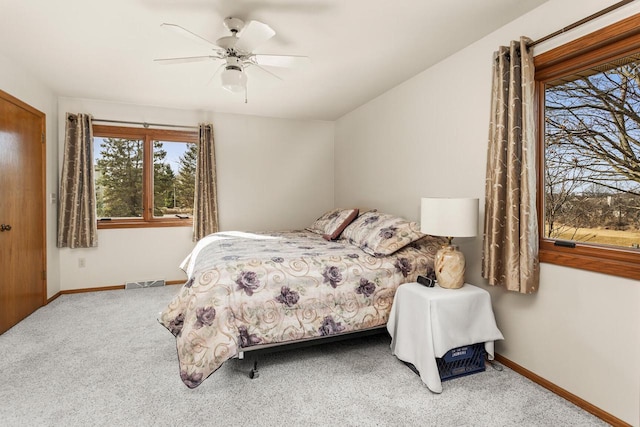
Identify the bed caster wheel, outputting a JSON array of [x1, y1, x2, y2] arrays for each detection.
[[249, 361, 259, 379]]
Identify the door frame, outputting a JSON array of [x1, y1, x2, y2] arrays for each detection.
[[0, 89, 47, 304]]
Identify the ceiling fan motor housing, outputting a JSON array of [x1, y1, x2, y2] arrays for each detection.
[[215, 35, 238, 50], [225, 56, 243, 71]]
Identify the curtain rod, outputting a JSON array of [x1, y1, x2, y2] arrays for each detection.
[[528, 0, 635, 48], [92, 118, 198, 130]]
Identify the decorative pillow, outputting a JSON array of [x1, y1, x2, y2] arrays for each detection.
[[306, 208, 359, 240], [405, 235, 448, 265], [341, 211, 425, 257]]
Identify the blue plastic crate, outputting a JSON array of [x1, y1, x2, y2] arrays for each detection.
[[436, 343, 486, 381]]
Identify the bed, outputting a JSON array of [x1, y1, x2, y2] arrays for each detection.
[[159, 209, 445, 388]]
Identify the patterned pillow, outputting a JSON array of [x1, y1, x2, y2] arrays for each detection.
[[306, 208, 359, 240], [341, 211, 425, 257]]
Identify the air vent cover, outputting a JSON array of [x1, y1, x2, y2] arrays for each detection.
[[124, 279, 165, 290]]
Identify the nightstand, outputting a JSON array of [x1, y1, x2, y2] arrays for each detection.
[[387, 282, 503, 393]]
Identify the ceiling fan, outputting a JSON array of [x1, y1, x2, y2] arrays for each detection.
[[154, 17, 310, 96]]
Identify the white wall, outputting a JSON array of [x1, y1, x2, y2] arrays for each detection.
[[213, 113, 335, 232], [334, 0, 640, 425], [57, 98, 334, 290], [0, 52, 60, 299]]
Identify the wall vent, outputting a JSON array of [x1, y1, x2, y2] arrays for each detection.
[[124, 279, 165, 290]]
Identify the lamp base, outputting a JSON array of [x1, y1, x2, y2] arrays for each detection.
[[434, 245, 465, 289]]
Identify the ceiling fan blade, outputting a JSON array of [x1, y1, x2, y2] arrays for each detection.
[[161, 23, 221, 49], [234, 20, 275, 53], [207, 63, 227, 86], [247, 63, 283, 81], [253, 54, 310, 68], [154, 56, 220, 65]]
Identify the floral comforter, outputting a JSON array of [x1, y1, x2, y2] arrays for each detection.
[[159, 230, 444, 388]]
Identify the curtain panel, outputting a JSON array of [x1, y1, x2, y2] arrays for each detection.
[[193, 123, 219, 241], [57, 113, 98, 248], [482, 37, 539, 294]]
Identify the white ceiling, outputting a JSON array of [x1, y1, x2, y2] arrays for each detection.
[[0, 0, 547, 121]]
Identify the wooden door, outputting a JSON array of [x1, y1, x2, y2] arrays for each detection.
[[0, 89, 46, 334]]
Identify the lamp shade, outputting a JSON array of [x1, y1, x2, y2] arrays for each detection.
[[221, 68, 247, 93], [420, 197, 479, 238]]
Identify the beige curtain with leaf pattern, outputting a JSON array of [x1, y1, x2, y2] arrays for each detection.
[[482, 37, 539, 294], [193, 123, 219, 241], [57, 113, 97, 248]]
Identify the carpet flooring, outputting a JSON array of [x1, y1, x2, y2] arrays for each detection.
[[0, 285, 607, 426]]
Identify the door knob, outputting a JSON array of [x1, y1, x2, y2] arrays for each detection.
[[0, 224, 11, 231]]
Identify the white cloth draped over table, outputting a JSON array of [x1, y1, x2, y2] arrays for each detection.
[[387, 283, 504, 393]]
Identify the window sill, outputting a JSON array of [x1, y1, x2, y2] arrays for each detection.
[[539, 244, 640, 281], [97, 219, 193, 230]]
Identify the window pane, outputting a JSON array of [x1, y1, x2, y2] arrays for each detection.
[[543, 55, 640, 249], [94, 137, 144, 218], [153, 140, 197, 218]]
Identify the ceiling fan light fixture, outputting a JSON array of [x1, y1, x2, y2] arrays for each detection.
[[221, 67, 247, 93]]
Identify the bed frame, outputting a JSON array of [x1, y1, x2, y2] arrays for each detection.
[[236, 325, 388, 378]]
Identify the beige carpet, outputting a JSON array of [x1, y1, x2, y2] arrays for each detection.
[[0, 285, 606, 426]]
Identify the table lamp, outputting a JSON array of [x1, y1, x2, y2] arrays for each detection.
[[420, 197, 479, 289]]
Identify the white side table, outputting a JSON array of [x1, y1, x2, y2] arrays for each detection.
[[387, 282, 504, 393]]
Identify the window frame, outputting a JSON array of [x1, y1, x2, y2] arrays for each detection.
[[92, 124, 198, 229], [534, 13, 640, 280]]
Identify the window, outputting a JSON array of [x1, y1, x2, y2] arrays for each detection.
[[535, 13, 640, 280], [93, 125, 198, 228]]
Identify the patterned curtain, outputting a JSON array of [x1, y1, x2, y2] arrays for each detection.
[[57, 113, 97, 248], [482, 37, 539, 294], [193, 123, 219, 241]]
